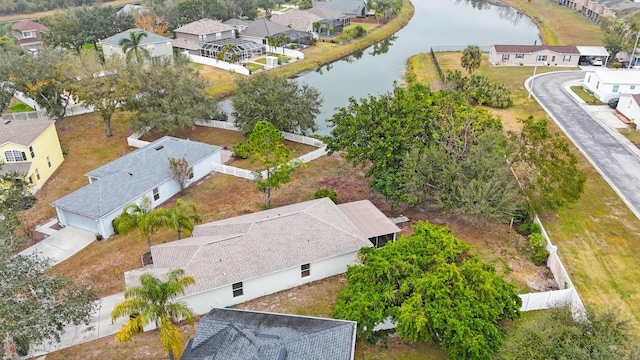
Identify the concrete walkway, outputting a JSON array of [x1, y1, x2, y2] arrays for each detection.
[[19, 222, 95, 267]]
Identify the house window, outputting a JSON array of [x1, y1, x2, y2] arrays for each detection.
[[537, 55, 547, 61], [232, 282, 243, 297], [631, 85, 636, 90], [502, 54, 509, 61], [301, 263, 310, 277], [35, 168, 40, 181], [587, 75, 591, 83], [147, 44, 155, 52], [152, 187, 159, 201], [563, 55, 571, 61], [3, 150, 27, 162], [152, 56, 163, 63], [22, 30, 35, 38], [29, 146, 35, 158], [46, 156, 51, 168], [515, 53, 524, 59], [216, 32, 222, 40], [596, 81, 600, 89], [613, 85, 619, 92]]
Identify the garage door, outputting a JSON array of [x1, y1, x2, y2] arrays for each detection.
[[61, 210, 99, 234]]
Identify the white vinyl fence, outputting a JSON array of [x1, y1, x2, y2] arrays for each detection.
[[187, 54, 250, 75], [1, 103, 94, 121]]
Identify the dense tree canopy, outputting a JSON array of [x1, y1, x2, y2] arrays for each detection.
[[333, 221, 521, 359], [498, 306, 639, 359], [232, 72, 323, 135], [0, 171, 98, 358]]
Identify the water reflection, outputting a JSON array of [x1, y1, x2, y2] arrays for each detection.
[[369, 36, 397, 56], [456, 0, 526, 25]]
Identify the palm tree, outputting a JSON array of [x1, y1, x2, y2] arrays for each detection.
[[276, 33, 290, 55], [113, 202, 168, 252], [118, 30, 150, 65], [461, 45, 482, 75], [266, 35, 278, 54], [216, 43, 239, 63], [156, 199, 202, 240], [111, 269, 196, 360]]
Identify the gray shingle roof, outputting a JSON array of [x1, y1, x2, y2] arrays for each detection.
[[126, 198, 373, 294], [271, 10, 324, 32], [0, 119, 54, 147], [181, 308, 356, 360], [241, 19, 291, 38], [52, 137, 220, 218], [100, 29, 171, 46], [312, 0, 366, 16], [223, 18, 250, 26], [307, 6, 346, 19], [174, 19, 235, 36]]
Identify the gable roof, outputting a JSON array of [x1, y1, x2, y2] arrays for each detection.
[[125, 198, 374, 294], [100, 29, 171, 46], [313, 0, 366, 16], [307, 6, 346, 19], [589, 69, 640, 84], [492, 45, 580, 54], [241, 19, 291, 38], [52, 137, 220, 218], [0, 119, 54, 147], [12, 19, 48, 32], [271, 10, 324, 32], [174, 19, 235, 35], [181, 308, 357, 360], [223, 18, 250, 27]]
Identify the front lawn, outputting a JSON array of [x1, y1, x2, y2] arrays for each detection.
[[570, 85, 605, 105], [244, 62, 263, 72]]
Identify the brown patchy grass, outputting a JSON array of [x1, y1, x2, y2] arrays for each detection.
[[619, 128, 640, 145], [409, 51, 640, 334], [502, 0, 603, 46], [0, 0, 140, 22]]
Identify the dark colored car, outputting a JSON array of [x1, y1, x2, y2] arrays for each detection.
[[608, 98, 619, 109]]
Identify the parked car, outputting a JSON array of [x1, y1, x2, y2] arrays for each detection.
[[578, 58, 590, 66], [608, 98, 619, 109], [590, 57, 603, 66]]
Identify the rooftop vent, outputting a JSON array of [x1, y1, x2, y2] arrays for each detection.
[[255, 333, 280, 340], [154, 145, 164, 151]]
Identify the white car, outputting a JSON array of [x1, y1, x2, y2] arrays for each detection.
[[590, 58, 603, 66]]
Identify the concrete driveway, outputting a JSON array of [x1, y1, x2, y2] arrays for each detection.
[[528, 71, 640, 220], [19, 225, 95, 267]]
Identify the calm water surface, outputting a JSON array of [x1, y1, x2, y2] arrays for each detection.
[[223, 0, 541, 134]]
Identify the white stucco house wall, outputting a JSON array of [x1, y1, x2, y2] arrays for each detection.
[[125, 198, 401, 315], [489, 45, 581, 67], [615, 93, 640, 124], [583, 70, 640, 102], [52, 137, 221, 239], [101, 28, 174, 65]]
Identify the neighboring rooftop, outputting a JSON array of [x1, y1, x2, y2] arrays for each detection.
[[223, 18, 251, 27], [52, 137, 220, 218], [0, 119, 54, 147], [241, 19, 291, 38], [271, 10, 324, 32], [590, 69, 640, 84], [312, 0, 366, 16], [337, 200, 401, 239], [576, 46, 610, 57], [181, 308, 357, 360], [174, 18, 235, 35], [307, 6, 347, 19], [12, 19, 48, 32], [125, 198, 375, 294], [493, 45, 580, 54], [101, 29, 171, 46]]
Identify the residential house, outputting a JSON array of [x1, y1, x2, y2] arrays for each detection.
[[307, 6, 351, 36], [313, 0, 368, 18], [238, 19, 291, 45], [614, 93, 640, 124], [181, 308, 357, 360], [222, 18, 250, 33], [583, 70, 640, 102], [124, 198, 400, 315], [0, 119, 63, 193], [556, 0, 640, 22], [271, 9, 324, 34], [52, 137, 221, 239], [489, 45, 582, 67], [173, 19, 236, 56], [12, 19, 48, 51], [116, 4, 148, 16], [101, 29, 173, 65]]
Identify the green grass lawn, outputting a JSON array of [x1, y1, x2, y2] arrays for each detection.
[[244, 62, 263, 72], [570, 86, 605, 105], [5, 98, 34, 113]]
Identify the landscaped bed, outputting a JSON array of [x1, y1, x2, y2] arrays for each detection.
[[570, 85, 605, 105]]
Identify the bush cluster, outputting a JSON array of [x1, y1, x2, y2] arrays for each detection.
[[446, 70, 513, 109], [314, 188, 338, 203], [232, 142, 249, 159], [528, 232, 550, 265], [515, 220, 541, 236]]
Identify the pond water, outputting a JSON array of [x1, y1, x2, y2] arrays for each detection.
[[222, 0, 541, 135]]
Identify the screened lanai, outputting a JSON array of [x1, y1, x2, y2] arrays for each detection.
[[275, 29, 314, 46], [200, 38, 265, 61]]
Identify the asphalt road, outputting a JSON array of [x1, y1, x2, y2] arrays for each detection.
[[530, 71, 640, 219]]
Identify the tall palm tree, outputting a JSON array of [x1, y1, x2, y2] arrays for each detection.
[[113, 202, 168, 252], [156, 199, 202, 240], [216, 43, 239, 63], [118, 30, 150, 65], [111, 269, 196, 360], [276, 33, 290, 55], [266, 35, 278, 54]]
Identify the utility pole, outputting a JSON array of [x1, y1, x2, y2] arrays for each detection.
[[528, 59, 539, 99]]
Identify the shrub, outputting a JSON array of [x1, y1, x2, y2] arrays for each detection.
[[528, 233, 549, 265], [314, 188, 338, 203], [612, 62, 622, 69], [233, 142, 249, 159], [516, 220, 541, 236]]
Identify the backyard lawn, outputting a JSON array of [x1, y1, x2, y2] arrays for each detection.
[[407, 50, 640, 334], [5, 97, 34, 113]]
